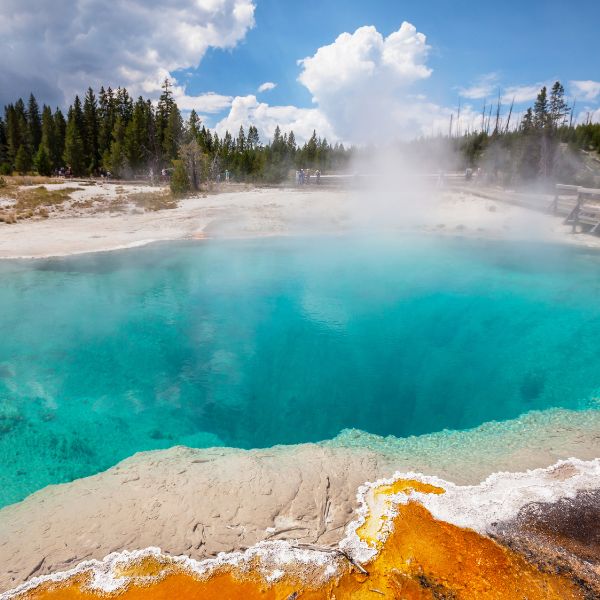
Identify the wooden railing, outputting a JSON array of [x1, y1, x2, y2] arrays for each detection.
[[553, 184, 600, 233]]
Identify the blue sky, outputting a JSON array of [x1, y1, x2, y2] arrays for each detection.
[[187, 0, 600, 113], [1, 0, 599, 142]]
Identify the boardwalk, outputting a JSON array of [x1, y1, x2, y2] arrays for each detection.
[[553, 184, 600, 233]]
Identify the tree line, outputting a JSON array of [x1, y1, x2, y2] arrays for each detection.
[[446, 81, 600, 186], [0, 79, 352, 184], [2, 78, 598, 187]]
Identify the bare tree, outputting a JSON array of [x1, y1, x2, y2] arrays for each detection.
[[504, 97, 515, 134], [179, 140, 208, 190]]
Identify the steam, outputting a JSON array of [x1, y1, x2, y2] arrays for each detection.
[[343, 144, 441, 231]]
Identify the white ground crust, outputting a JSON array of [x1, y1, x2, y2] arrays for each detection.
[[1, 406, 600, 593], [3, 457, 599, 599], [1, 184, 599, 259]]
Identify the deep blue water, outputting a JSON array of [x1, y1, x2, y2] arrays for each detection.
[[1, 235, 600, 506]]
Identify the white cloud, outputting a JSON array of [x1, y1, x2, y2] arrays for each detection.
[[501, 84, 545, 104], [258, 82, 277, 93], [296, 23, 432, 142], [298, 23, 431, 96], [214, 22, 484, 143], [212, 22, 438, 144], [575, 107, 600, 125], [0, 0, 255, 107], [214, 95, 335, 144], [172, 89, 233, 113], [570, 80, 600, 102], [459, 73, 499, 100]]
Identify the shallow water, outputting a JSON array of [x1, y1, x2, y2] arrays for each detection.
[[1, 235, 600, 506]]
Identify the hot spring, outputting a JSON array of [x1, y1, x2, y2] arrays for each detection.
[[1, 234, 600, 506]]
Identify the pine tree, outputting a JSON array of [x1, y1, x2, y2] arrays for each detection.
[[187, 110, 201, 142], [302, 130, 318, 166], [0, 117, 8, 171], [63, 106, 85, 175], [83, 88, 100, 173], [533, 87, 549, 129], [549, 81, 569, 129], [198, 126, 213, 153], [144, 99, 161, 178], [287, 130, 297, 153], [107, 115, 127, 176], [212, 132, 220, 153], [247, 125, 260, 149], [53, 108, 67, 167], [156, 78, 175, 160], [115, 87, 133, 122], [236, 126, 246, 152], [521, 108, 534, 133], [27, 94, 42, 154], [5, 102, 28, 167], [34, 144, 52, 176], [98, 87, 116, 158], [72, 95, 84, 131], [518, 108, 540, 180], [124, 97, 150, 172], [163, 105, 182, 162], [40, 106, 57, 169], [15, 144, 32, 174]]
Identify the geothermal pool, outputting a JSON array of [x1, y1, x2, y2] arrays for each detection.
[[1, 235, 600, 506]]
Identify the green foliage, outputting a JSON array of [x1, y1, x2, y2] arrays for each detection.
[[533, 87, 549, 129], [179, 140, 208, 190], [186, 110, 201, 141], [63, 107, 85, 175], [170, 159, 190, 196], [83, 88, 100, 173], [34, 144, 53, 176], [40, 106, 57, 170], [549, 81, 569, 129], [27, 94, 42, 151], [0, 91, 355, 184], [0, 117, 7, 167], [162, 106, 182, 162], [5, 100, 27, 165], [53, 108, 67, 166], [451, 80, 600, 185], [98, 86, 116, 160], [124, 97, 151, 170], [15, 145, 32, 174]]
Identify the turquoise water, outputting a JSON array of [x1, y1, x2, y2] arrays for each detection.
[[1, 235, 600, 506]]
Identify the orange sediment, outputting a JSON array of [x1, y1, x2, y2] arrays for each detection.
[[355, 478, 444, 550], [15, 479, 586, 600]]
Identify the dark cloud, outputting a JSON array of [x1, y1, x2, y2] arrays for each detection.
[[0, 0, 255, 107]]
